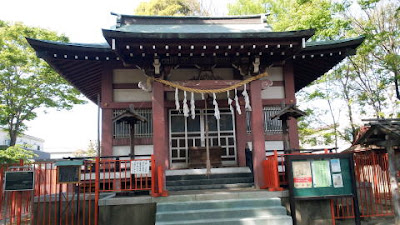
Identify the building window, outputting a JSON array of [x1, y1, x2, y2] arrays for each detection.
[[263, 106, 283, 133], [245, 106, 283, 134], [113, 109, 153, 138]]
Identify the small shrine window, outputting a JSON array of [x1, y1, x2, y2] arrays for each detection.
[[245, 106, 283, 133], [113, 109, 153, 138]]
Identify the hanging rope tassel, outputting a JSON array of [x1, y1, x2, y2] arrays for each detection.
[[213, 93, 220, 120], [242, 83, 252, 111], [175, 88, 180, 111], [234, 88, 242, 115], [227, 91, 234, 115], [190, 92, 196, 119], [183, 91, 189, 117]]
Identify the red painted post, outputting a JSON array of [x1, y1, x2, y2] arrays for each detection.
[[330, 200, 336, 225], [268, 150, 283, 191], [152, 82, 167, 186], [250, 80, 266, 188], [157, 166, 168, 197], [283, 62, 300, 149], [94, 157, 100, 225], [150, 156, 159, 197], [101, 68, 113, 156]]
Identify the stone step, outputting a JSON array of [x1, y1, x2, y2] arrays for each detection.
[[157, 198, 282, 212], [155, 215, 293, 225], [166, 183, 253, 191], [156, 206, 287, 222], [166, 172, 253, 181], [166, 177, 253, 186]]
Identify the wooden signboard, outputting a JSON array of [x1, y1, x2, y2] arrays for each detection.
[[5, 171, 34, 191], [286, 153, 360, 225], [56, 160, 84, 184], [57, 166, 80, 184]]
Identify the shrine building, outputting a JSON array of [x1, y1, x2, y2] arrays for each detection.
[[27, 14, 364, 188]]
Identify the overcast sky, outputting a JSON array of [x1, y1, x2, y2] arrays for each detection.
[[0, 0, 235, 153]]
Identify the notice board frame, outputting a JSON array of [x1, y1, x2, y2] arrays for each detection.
[[57, 166, 81, 184], [286, 153, 360, 225], [4, 170, 34, 191]]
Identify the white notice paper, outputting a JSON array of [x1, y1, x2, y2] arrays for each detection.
[[332, 173, 344, 188], [330, 159, 341, 173], [131, 161, 150, 175]]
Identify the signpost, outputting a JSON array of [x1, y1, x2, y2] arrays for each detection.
[[55, 160, 84, 225], [3, 166, 34, 225], [286, 153, 360, 225]]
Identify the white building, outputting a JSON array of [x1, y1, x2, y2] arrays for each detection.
[[0, 129, 49, 159]]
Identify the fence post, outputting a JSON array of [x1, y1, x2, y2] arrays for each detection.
[[150, 156, 159, 197], [94, 157, 100, 225], [157, 166, 168, 197], [270, 150, 283, 191]]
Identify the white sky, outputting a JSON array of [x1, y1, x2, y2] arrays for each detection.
[[0, 0, 235, 153]]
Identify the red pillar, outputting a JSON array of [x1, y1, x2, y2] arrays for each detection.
[[152, 82, 168, 169], [250, 80, 266, 188], [284, 62, 300, 149], [101, 68, 113, 156], [236, 103, 247, 167]]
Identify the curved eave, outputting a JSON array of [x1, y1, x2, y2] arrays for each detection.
[[294, 36, 365, 91], [116, 13, 267, 20], [102, 28, 315, 42], [27, 38, 118, 103]]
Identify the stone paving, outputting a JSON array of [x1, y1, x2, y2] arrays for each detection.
[[336, 217, 395, 225]]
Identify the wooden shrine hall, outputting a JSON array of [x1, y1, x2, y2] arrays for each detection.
[[27, 14, 364, 188]]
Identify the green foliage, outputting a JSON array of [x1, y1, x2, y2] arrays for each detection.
[[230, 0, 400, 149], [228, 0, 350, 40], [73, 141, 97, 157], [0, 145, 37, 164], [0, 21, 85, 146], [135, 0, 206, 16]]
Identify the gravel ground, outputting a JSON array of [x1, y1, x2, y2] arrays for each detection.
[[336, 217, 395, 225]]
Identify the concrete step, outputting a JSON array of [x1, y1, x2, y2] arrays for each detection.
[[156, 215, 293, 225], [166, 172, 253, 181], [157, 198, 282, 212], [167, 183, 253, 191], [155, 196, 292, 225], [166, 177, 253, 186], [156, 206, 287, 222]]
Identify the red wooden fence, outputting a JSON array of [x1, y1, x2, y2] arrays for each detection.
[[0, 155, 164, 225], [262, 150, 396, 224]]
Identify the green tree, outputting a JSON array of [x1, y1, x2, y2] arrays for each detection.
[[0, 21, 85, 146], [0, 145, 37, 164], [73, 140, 97, 157], [228, 0, 350, 40], [135, 0, 208, 16]]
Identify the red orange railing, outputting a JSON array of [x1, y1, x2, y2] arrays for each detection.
[[0, 155, 167, 225], [331, 151, 394, 223], [262, 149, 396, 224]]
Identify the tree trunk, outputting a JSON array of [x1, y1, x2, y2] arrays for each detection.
[[386, 141, 400, 225], [9, 129, 17, 146]]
